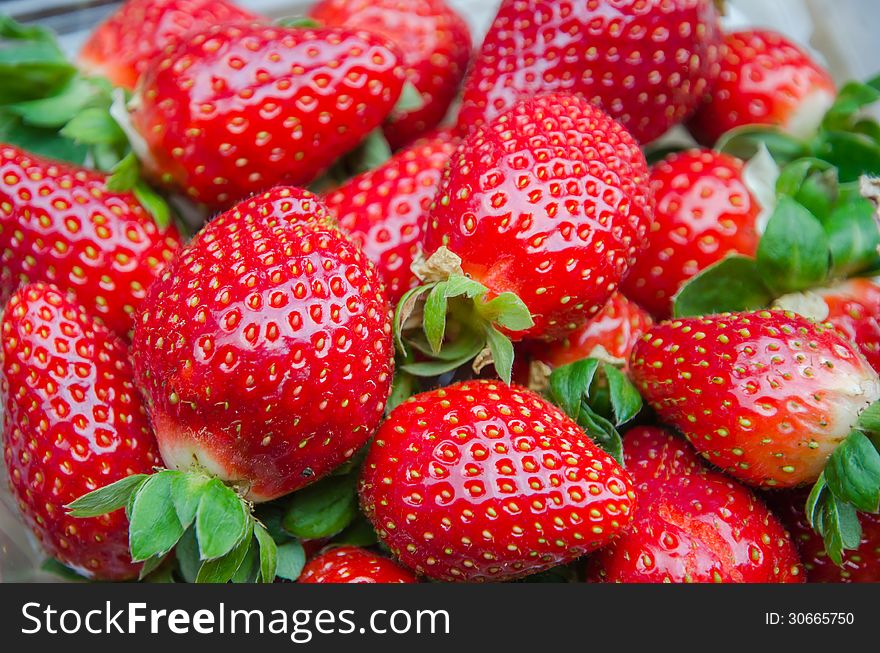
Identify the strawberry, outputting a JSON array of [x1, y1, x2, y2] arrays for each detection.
[[688, 29, 836, 146], [456, 0, 722, 144], [0, 144, 181, 337], [131, 187, 393, 502], [79, 0, 260, 90], [310, 0, 472, 150], [323, 131, 458, 304], [129, 23, 407, 208], [588, 427, 803, 583], [299, 546, 417, 583], [360, 380, 637, 582], [2, 283, 161, 580], [631, 310, 880, 488], [769, 490, 880, 583], [534, 292, 653, 369], [621, 149, 761, 319], [403, 93, 652, 382]]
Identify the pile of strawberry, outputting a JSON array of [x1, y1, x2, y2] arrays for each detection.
[[2, 0, 880, 584]]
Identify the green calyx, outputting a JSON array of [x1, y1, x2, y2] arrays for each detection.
[[806, 401, 880, 565], [393, 247, 534, 385]]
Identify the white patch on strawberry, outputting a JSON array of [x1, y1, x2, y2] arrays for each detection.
[[773, 291, 831, 322], [743, 143, 780, 234], [110, 89, 157, 173], [411, 245, 464, 282], [786, 87, 836, 140]]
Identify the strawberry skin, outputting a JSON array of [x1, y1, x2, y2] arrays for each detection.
[[360, 380, 637, 582], [588, 427, 803, 583], [310, 0, 472, 150], [622, 149, 761, 319], [2, 283, 161, 580], [424, 93, 653, 341], [457, 0, 722, 143], [817, 279, 880, 374], [769, 490, 880, 583], [536, 292, 653, 368], [299, 546, 417, 583], [0, 144, 181, 337], [631, 310, 880, 488], [79, 0, 260, 90], [689, 29, 836, 146], [131, 24, 407, 208], [324, 132, 457, 304], [131, 188, 393, 502]]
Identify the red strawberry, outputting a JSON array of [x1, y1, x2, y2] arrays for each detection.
[[79, 0, 260, 90], [299, 546, 417, 583], [457, 0, 722, 143], [631, 310, 880, 488], [777, 279, 880, 375], [0, 144, 181, 337], [310, 0, 472, 149], [2, 283, 161, 580], [689, 29, 836, 146], [360, 380, 637, 582], [622, 149, 761, 319], [422, 93, 653, 342], [535, 292, 653, 369], [588, 427, 803, 583], [323, 131, 457, 304], [131, 187, 393, 502], [769, 490, 880, 583], [129, 23, 407, 208]]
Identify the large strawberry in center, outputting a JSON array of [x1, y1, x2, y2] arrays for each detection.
[[130, 23, 407, 208]]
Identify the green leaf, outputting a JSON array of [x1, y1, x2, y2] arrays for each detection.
[[66, 473, 149, 517], [40, 558, 87, 582], [171, 472, 212, 530], [602, 364, 642, 426], [0, 111, 87, 164], [175, 528, 201, 583], [138, 553, 170, 581], [196, 479, 249, 560], [0, 45, 75, 104], [346, 129, 392, 176], [230, 540, 260, 583], [857, 400, 880, 435], [196, 518, 254, 583], [60, 107, 125, 145], [387, 369, 417, 413], [128, 471, 185, 562], [5, 77, 105, 128], [806, 473, 828, 529], [334, 514, 379, 547], [756, 197, 830, 294], [393, 81, 425, 114], [484, 324, 515, 385], [822, 80, 880, 131], [813, 131, 880, 182], [819, 493, 862, 566], [576, 406, 624, 465], [281, 474, 357, 539], [274, 16, 320, 28], [776, 157, 838, 223], [133, 181, 172, 229], [401, 351, 482, 377], [106, 151, 140, 192], [406, 326, 483, 362], [393, 284, 433, 354], [0, 15, 58, 43], [715, 125, 808, 163], [254, 522, 278, 583], [444, 275, 487, 299], [673, 256, 773, 317], [275, 541, 306, 581], [423, 281, 451, 353], [477, 292, 535, 332], [549, 358, 600, 421], [825, 431, 880, 512], [825, 197, 880, 277]]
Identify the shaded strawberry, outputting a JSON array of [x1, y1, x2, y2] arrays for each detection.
[[310, 0, 471, 149], [0, 144, 181, 336], [360, 380, 637, 582], [457, 0, 722, 143], [2, 283, 161, 580], [622, 149, 761, 318], [323, 131, 457, 304], [689, 29, 836, 146], [129, 23, 407, 208], [299, 546, 417, 583], [588, 426, 803, 583], [79, 0, 261, 90]]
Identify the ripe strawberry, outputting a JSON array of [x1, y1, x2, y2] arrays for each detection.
[[456, 0, 722, 143], [689, 29, 836, 146], [131, 187, 393, 502], [631, 310, 880, 488], [805, 280, 880, 374], [769, 490, 880, 583], [588, 427, 803, 583], [129, 23, 407, 208], [621, 149, 761, 319], [0, 144, 181, 337], [535, 292, 653, 369], [310, 0, 471, 149], [2, 283, 161, 580], [299, 546, 417, 583], [79, 0, 260, 90], [323, 131, 458, 304], [360, 380, 637, 582], [422, 93, 653, 342]]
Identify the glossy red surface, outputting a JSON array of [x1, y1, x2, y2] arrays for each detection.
[[299, 546, 417, 583], [817, 279, 880, 374]]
